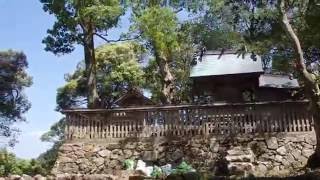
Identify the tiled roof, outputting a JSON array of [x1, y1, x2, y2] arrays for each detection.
[[259, 74, 299, 89], [190, 52, 264, 77]]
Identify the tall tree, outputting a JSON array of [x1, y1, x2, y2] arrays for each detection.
[[40, 0, 124, 108], [204, 0, 320, 167], [279, 0, 320, 167], [0, 50, 32, 146], [143, 23, 196, 104], [56, 42, 145, 110], [133, 6, 182, 104]]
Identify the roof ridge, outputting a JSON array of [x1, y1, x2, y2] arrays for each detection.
[[261, 74, 291, 78]]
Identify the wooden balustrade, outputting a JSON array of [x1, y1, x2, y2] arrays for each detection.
[[63, 101, 314, 140]]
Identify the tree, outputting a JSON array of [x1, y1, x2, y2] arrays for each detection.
[[40, 42, 145, 172], [0, 50, 32, 146], [143, 23, 196, 104], [40, 0, 124, 108], [56, 42, 145, 110], [133, 6, 183, 104], [278, 0, 320, 167], [38, 118, 65, 173], [0, 149, 46, 176], [204, 0, 320, 167]]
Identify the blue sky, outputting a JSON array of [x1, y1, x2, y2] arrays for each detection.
[[0, 0, 129, 158]]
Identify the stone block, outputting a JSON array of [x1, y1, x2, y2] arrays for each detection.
[[266, 137, 278, 150], [275, 155, 283, 163], [302, 142, 314, 149], [34, 175, 46, 180], [59, 156, 73, 163], [276, 146, 287, 155], [60, 145, 73, 152], [228, 162, 254, 175], [98, 149, 111, 158], [141, 151, 157, 161], [93, 157, 105, 166], [291, 149, 302, 160], [123, 143, 137, 149], [227, 147, 244, 156], [123, 149, 133, 159], [169, 149, 184, 162], [285, 153, 296, 164], [305, 136, 316, 145], [8, 175, 21, 180], [267, 166, 280, 176], [21, 174, 33, 180], [302, 149, 314, 158], [83, 144, 95, 152], [258, 154, 274, 161], [280, 158, 290, 167], [107, 159, 121, 169], [255, 164, 267, 177], [111, 149, 123, 160]]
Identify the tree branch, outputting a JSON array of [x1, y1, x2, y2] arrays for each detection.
[[279, 0, 315, 84], [94, 33, 141, 43]]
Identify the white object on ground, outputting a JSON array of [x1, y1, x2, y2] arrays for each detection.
[[161, 164, 172, 175], [135, 160, 154, 176]]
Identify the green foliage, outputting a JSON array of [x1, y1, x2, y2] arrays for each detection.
[[95, 42, 145, 90], [36, 118, 66, 173], [151, 165, 163, 178], [56, 42, 145, 109], [0, 50, 32, 146], [36, 143, 61, 174], [41, 118, 65, 143], [123, 159, 135, 170], [0, 149, 46, 176], [41, 0, 126, 108], [129, 0, 204, 15], [40, 0, 124, 55], [134, 6, 195, 103], [134, 6, 180, 59], [172, 161, 194, 174], [201, 0, 320, 75]]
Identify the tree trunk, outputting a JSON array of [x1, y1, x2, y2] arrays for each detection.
[[155, 51, 175, 104], [83, 24, 99, 109], [279, 0, 320, 168]]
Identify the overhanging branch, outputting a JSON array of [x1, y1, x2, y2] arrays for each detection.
[[279, 0, 315, 85], [94, 33, 141, 43]]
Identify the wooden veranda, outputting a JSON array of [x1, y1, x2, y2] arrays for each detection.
[[62, 101, 314, 140]]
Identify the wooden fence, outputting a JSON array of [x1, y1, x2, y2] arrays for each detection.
[[63, 101, 313, 140]]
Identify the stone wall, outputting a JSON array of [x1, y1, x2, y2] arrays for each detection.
[[53, 132, 316, 177]]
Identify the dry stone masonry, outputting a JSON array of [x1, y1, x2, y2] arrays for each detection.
[[54, 132, 316, 177]]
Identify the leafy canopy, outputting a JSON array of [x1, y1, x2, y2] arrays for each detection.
[[0, 51, 32, 146], [143, 24, 195, 103], [131, 6, 198, 103], [201, 0, 320, 74], [0, 149, 46, 176], [133, 6, 179, 59], [56, 42, 145, 110], [40, 0, 124, 54], [37, 118, 66, 173]]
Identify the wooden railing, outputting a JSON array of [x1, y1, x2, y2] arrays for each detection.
[[63, 101, 314, 140]]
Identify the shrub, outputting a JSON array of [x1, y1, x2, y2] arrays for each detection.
[[172, 161, 195, 174], [0, 149, 46, 176]]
